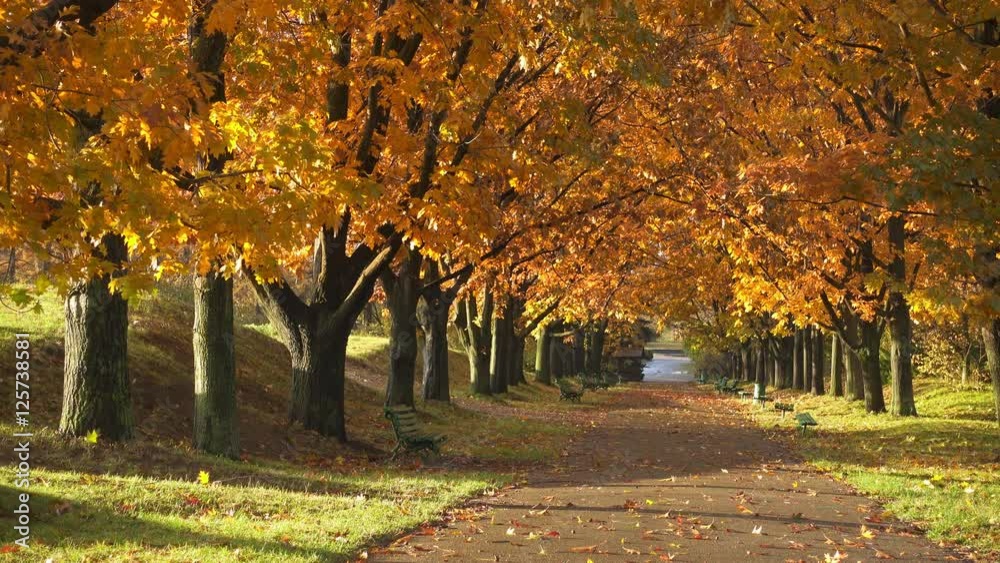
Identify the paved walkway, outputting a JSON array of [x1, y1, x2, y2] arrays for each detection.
[[369, 384, 966, 562], [642, 350, 694, 383]]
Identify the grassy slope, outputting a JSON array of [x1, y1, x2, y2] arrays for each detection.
[[743, 380, 999, 557], [0, 289, 595, 561]]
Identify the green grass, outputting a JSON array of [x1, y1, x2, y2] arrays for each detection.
[[0, 460, 496, 562], [0, 289, 63, 340], [745, 380, 999, 556], [0, 287, 587, 560]]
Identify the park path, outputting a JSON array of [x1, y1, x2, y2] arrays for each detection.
[[367, 384, 967, 562]]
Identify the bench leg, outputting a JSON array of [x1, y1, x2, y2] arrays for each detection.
[[389, 443, 402, 461]]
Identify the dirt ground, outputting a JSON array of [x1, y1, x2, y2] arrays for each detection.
[[365, 383, 971, 562]]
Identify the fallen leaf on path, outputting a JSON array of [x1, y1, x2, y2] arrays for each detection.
[[875, 550, 895, 559], [860, 525, 876, 539], [787, 541, 807, 550], [752, 525, 763, 535], [569, 544, 599, 553]]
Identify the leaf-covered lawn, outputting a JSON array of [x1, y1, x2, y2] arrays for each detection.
[[0, 462, 499, 562], [0, 290, 598, 561], [745, 381, 1000, 556]]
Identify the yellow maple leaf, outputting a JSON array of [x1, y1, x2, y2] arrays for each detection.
[[84, 430, 99, 444], [198, 470, 211, 485]]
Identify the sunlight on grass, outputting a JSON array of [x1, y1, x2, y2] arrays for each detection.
[[0, 289, 602, 561], [745, 380, 1000, 555], [244, 324, 389, 364], [0, 289, 63, 339], [0, 464, 498, 562]]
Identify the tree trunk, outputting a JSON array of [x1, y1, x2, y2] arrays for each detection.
[[961, 346, 971, 387], [489, 306, 510, 394], [470, 337, 492, 395], [507, 298, 525, 386], [457, 292, 492, 396], [417, 292, 450, 402], [384, 251, 422, 407], [741, 342, 752, 381], [587, 321, 607, 374], [792, 330, 804, 390], [811, 327, 825, 395], [982, 319, 1000, 425], [550, 333, 569, 379], [3, 248, 14, 283], [859, 317, 886, 413], [60, 233, 133, 441], [776, 335, 793, 389], [755, 340, 767, 388], [192, 271, 238, 458], [843, 312, 865, 401], [512, 335, 526, 384], [572, 327, 585, 375], [287, 327, 349, 440], [830, 334, 844, 397], [535, 324, 552, 384], [803, 327, 813, 392], [189, 0, 237, 456], [765, 339, 775, 386], [887, 216, 917, 416]]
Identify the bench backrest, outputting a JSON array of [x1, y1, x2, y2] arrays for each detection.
[[385, 407, 424, 437]]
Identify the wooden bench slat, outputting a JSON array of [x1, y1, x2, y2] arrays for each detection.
[[385, 407, 446, 459], [794, 412, 818, 435]]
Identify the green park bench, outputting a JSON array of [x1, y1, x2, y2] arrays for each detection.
[[557, 379, 584, 402], [722, 380, 741, 395], [794, 412, 818, 435], [774, 402, 795, 418], [737, 390, 752, 402], [384, 406, 446, 459], [714, 377, 729, 393]]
